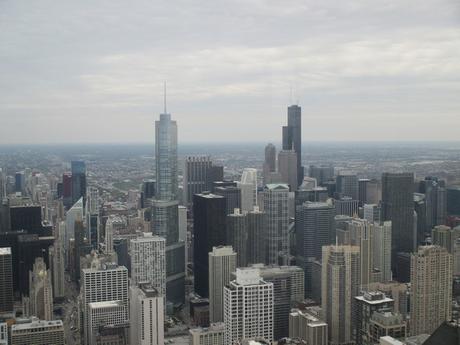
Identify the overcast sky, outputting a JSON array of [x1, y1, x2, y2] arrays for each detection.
[[1, 0, 459, 144]]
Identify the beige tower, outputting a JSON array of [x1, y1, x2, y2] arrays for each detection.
[[28, 257, 53, 321], [321, 245, 360, 345], [410, 245, 452, 336]]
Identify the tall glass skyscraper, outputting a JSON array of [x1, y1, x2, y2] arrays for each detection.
[[282, 105, 303, 188], [71, 160, 86, 204]]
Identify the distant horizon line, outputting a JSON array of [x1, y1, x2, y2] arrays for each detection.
[[0, 140, 459, 148]]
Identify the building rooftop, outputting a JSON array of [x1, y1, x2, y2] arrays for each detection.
[[11, 318, 63, 331], [88, 300, 124, 309], [264, 183, 289, 191], [0, 247, 11, 255]]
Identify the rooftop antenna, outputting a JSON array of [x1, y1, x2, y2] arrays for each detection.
[[163, 81, 167, 114]]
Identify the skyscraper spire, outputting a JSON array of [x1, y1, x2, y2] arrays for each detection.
[[164, 81, 167, 114]]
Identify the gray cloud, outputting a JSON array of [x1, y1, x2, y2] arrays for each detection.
[[0, 0, 459, 144]]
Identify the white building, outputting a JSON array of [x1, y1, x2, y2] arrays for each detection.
[[10, 318, 64, 345], [372, 221, 392, 283], [65, 197, 83, 252], [104, 217, 114, 254], [130, 233, 166, 297], [130, 283, 164, 345], [209, 246, 237, 323], [223, 268, 274, 345], [0, 322, 8, 345], [88, 301, 127, 345], [28, 257, 53, 321], [81, 263, 128, 345], [189, 323, 225, 345]]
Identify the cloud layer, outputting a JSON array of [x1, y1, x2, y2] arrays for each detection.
[[0, 0, 459, 144]]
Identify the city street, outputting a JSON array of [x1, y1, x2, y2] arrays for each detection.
[[61, 273, 80, 345]]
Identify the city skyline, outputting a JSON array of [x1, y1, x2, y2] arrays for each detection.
[[1, 0, 460, 144]]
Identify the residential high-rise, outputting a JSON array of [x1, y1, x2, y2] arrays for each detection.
[[0, 322, 7, 345], [264, 184, 289, 265], [295, 202, 335, 297], [363, 204, 381, 223], [28, 257, 53, 321], [381, 172, 415, 259], [130, 283, 164, 345], [282, 104, 303, 187], [81, 263, 129, 345], [247, 206, 266, 265], [0, 247, 13, 313], [239, 168, 258, 213], [223, 268, 274, 345], [322, 245, 360, 345], [263, 144, 276, 185], [367, 311, 407, 344], [289, 308, 328, 345], [227, 209, 248, 267], [336, 172, 359, 200], [278, 150, 298, 191], [193, 192, 227, 298], [209, 246, 237, 323], [10, 318, 64, 345], [410, 245, 452, 336], [130, 233, 166, 297], [71, 161, 86, 205]]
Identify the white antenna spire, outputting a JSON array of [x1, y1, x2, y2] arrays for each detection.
[[163, 81, 167, 114]]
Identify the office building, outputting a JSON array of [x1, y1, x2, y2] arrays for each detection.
[[431, 225, 460, 255], [334, 197, 359, 217], [65, 197, 83, 252], [9, 204, 42, 235], [71, 161, 86, 205], [104, 217, 114, 254], [81, 263, 129, 345], [0, 247, 13, 313], [282, 104, 303, 187], [264, 184, 289, 265], [368, 282, 409, 317], [420, 176, 447, 228], [130, 233, 166, 297], [381, 172, 415, 260], [322, 245, 360, 345], [336, 172, 358, 200], [209, 246, 237, 323], [130, 283, 164, 345], [227, 209, 248, 267], [363, 204, 381, 224], [62, 172, 72, 208], [247, 206, 266, 265], [10, 318, 64, 345], [296, 202, 335, 297], [410, 245, 452, 336], [309, 165, 334, 187], [447, 187, 460, 215], [223, 268, 273, 345], [28, 257, 53, 321], [189, 323, 225, 345], [239, 168, 258, 213], [0, 322, 7, 345], [14, 171, 25, 194], [193, 192, 227, 297], [214, 186, 241, 216], [372, 221, 392, 283], [289, 309, 328, 345], [88, 301, 128, 345], [49, 243, 65, 299], [278, 150, 298, 192], [263, 144, 276, 185]]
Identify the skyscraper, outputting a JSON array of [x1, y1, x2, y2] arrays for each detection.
[[322, 245, 360, 345], [27, 257, 53, 321], [223, 268, 274, 345], [71, 161, 86, 204], [209, 246, 237, 323], [193, 192, 227, 297], [278, 150, 298, 191], [282, 105, 303, 187], [227, 209, 248, 267], [130, 283, 164, 345], [130, 233, 166, 298], [49, 243, 65, 299], [104, 217, 114, 254], [263, 184, 290, 265], [239, 168, 258, 213], [372, 221, 392, 283], [263, 143, 276, 185], [381, 172, 415, 259], [336, 172, 359, 200], [81, 263, 129, 345], [410, 245, 452, 335], [296, 201, 335, 297], [247, 206, 266, 265], [0, 247, 13, 313]]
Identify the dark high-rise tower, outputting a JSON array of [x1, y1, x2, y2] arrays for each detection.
[[71, 161, 86, 204], [382, 173, 415, 261], [0, 247, 13, 313], [193, 192, 227, 298], [282, 105, 303, 187]]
